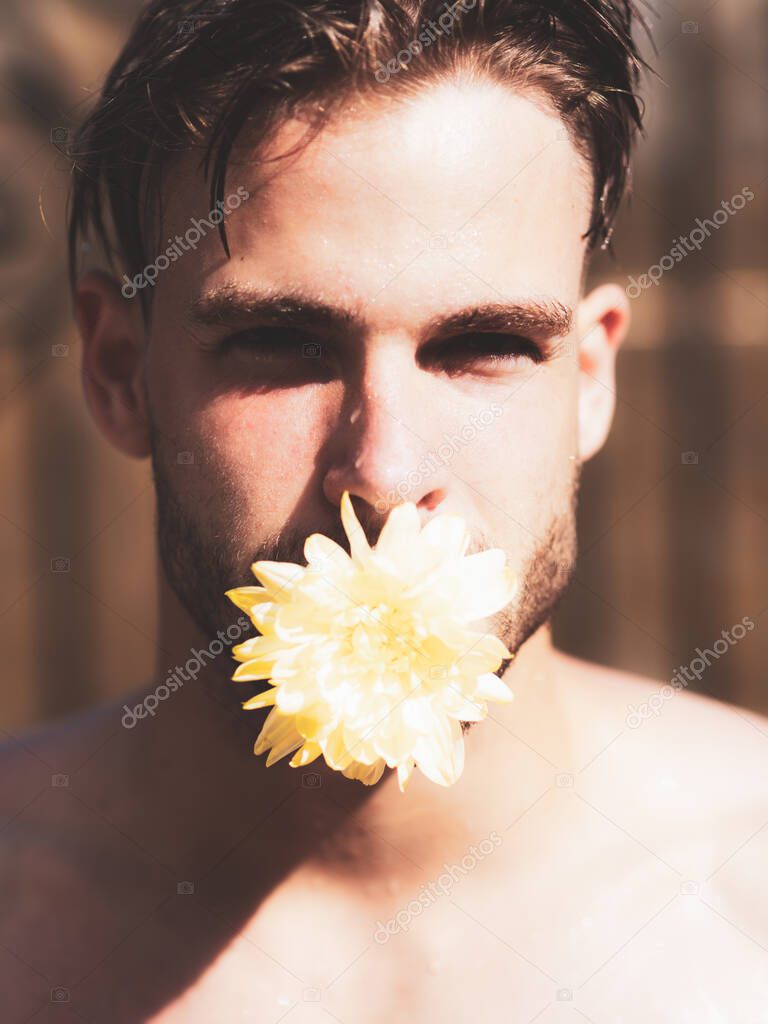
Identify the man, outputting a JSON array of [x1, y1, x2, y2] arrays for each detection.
[[3, 0, 767, 1020]]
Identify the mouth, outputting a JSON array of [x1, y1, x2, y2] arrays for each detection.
[[225, 491, 516, 790]]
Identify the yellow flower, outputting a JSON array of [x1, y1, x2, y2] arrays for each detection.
[[225, 491, 517, 791]]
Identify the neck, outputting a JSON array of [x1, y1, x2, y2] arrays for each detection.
[[138, 570, 571, 883]]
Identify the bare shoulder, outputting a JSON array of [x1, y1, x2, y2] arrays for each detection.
[[558, 649, 768, 834], [555, 643, 763, 719], [542, 652, 768, 1018], [0, 695, 143, 865], [554, 647, 768, 793], [0, 699, 125, 824], [551, 648, 768, 865], [0, 702, 144, 1011]]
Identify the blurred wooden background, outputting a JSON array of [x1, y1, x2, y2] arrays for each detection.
[[0, 0, 766, 732]]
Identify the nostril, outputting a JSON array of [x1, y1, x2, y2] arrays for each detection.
[[420, 488, 446, 512]]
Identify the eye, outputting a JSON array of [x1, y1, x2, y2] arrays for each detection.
[[430, 333, 545, 372], [215, 326, 337, 384], [219, 326, 319, 357]]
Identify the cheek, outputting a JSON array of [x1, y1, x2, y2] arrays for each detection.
[[473, 372, 578, 520], [194, 391, 329, 494]]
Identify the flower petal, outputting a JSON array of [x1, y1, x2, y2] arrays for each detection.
[[397, 759, 415, 792], [225, 586, 271, 614], [475, 672, 514, 703], [304, 533, 353, 576], [454, 631, 512, 672], [340, 491, 372, 565], [265, 733, 305, 767], [413, 717, 464, 787], [373, 499, 421, 572], [289, 740, 322, 767], [232, 660, 274, 682], [342, 758, 387, 785], [242, 687, 278, 710], [232, 635, 286, 662], [443, 688, 487, 722], [276, 686, 306, 714], [256, 707, 305, 762], [452, 550, 518, 620], [250, 561, 305, 599], [421, 514, 470, 560], [324, 723, 357, 770], [402, 696, 438, 734]]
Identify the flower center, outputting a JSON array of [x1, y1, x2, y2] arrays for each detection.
[[346, 601, 421, 672]]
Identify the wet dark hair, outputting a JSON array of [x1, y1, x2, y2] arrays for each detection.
[[67, 0, 649, 322]]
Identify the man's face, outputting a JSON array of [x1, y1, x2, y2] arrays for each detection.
[[143, 79, 598, 655]]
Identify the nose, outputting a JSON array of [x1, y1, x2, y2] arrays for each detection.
[[322, 343, 449, 527]]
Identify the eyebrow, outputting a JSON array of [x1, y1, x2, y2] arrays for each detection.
[[424, 300, 573, 341], [188, 284, 361, 333], [187, 283, 573, 341]]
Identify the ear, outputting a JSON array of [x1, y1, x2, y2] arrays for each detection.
[[74, 270, 151, 458], [575, 282, 630, 462]]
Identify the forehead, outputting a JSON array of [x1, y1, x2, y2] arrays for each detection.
[[158, 79, 592, 324]]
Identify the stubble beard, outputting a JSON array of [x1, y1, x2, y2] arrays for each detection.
[[150, 430, 580, 734]]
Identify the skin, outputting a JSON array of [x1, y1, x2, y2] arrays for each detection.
[[2, 78, 768, 1023]]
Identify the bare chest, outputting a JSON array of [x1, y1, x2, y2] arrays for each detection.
[[148, 864, 766, 1024]]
